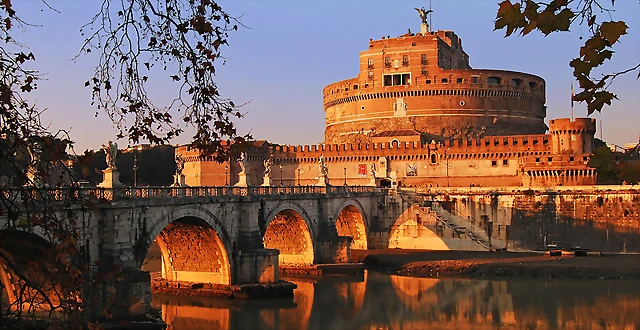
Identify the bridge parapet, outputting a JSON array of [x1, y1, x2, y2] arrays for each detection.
[[1, 185, 382, 203]]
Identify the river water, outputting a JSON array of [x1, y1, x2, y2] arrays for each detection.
[[151, 271, 640, 330]]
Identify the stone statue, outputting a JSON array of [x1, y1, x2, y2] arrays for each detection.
[[238, 152, 248, 174], [101, 140, 118, 169], [407, 163, 418, 176], [318, 155, 328, 177], [415, 7, 433, 25], [263, 156, 273, 177], [27, 143, 41, 166], [175, 153, 184, 176], [370, 162, 376, 178]]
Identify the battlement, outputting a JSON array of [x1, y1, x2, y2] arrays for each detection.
[[549, 118, 597, 134]]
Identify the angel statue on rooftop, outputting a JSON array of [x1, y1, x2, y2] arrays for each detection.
[[415, 7, 433, 32]]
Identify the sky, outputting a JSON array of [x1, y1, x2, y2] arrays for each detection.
[[11, 0, 640, 152]]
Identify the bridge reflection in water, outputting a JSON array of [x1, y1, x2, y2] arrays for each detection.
[[151, 271, 640, 330]]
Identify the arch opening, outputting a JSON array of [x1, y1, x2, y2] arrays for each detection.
[[143, 217, 231, 286], [0, 231, 74, 314], [388, 207, 450, 250], [336, 205, 368, 250], [263, 209, 314, 266]]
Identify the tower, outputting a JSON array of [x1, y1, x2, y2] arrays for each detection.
[[549, 118, 597, 154]]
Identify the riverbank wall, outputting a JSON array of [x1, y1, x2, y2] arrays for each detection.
[[415, 185, 640, 253]]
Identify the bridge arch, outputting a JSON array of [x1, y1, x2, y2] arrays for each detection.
[[388, 207, 449, 250], [263, 202, 316, 266], [0, 230, 72, 313], [334, 199, 369, 250], [140, 205, 234, 285]]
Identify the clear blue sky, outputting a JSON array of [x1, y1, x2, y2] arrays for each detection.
[[13, 0, 640, 152]]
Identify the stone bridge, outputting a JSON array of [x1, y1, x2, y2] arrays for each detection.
[[0, 185, 430, 320], [5, 184, 632, 322]]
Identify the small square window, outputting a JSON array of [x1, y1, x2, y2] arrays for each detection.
[[472, 76, 479, 84], [491, 160, 498, 167], [502, 159, 508, 166], [535, 157, 540, 163], [547, 157, 553, 162], [425, 79, 431, 84], [456, 78, 463, 83], [569, 156, 574, 162], [441, 78, 448, 84]]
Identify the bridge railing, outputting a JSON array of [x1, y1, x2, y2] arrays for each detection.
[[0, 185, 380, 202]]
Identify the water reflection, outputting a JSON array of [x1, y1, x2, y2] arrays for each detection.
[[152, 271, 640, 330]]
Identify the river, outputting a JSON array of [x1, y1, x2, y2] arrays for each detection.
[[151, 271, 640, 330]]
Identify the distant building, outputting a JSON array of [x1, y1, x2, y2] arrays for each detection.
[[180, 9, 597, 188]]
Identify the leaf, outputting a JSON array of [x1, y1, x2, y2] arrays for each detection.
[[555, 8, 575, 31], [600, 21, 628, 45], [495, 0, 524, 37], [587, 91, 617, 114]]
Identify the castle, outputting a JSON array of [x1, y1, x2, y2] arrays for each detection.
[[178, 10, 597, 188]]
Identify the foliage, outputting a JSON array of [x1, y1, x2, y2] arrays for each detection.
[[588, 146, 618, 183], [1, 0, 248, 326], [495, 0, 639, 115], [79, 0, 251, 161], [588, 145, 640, 184]]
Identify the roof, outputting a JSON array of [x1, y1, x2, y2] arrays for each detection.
[[372, 130, 422, 138]]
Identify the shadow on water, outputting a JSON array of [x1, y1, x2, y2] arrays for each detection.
[[152, 271, 640, 330]]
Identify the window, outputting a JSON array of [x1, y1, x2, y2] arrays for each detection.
[[523, 139, 529, 145], [367, 58, 374, 69], [425, 79, 432, 84], [402, 55, 409, 66], [503, 159, 508, 166], [430, 154, 437, 164], [385, 57, 391, 67], [513, 138, 518, 146], [441, 78, 448, 84], [383, 73, 411, 86], [535, 157, 540, 163], [421, 54, 427, 65], [547, 157, 553, 163], [511, 78, 523, 87], [456, 77, 463, 83], [487, 76, 502, 85], [368, 71, 374, 79], [421, 67, 427, 75], [529, 81, 538, 88], [353, 85, 358, 90], [569, 156, 575, 162], [472, 76, 479, 84], [491, 160, 498, 167]]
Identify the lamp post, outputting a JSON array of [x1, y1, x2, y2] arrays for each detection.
[[225, 165, 228, 186], [280, 164, 283, 186], [297, 168, 301, 186], [133, 152, 138, 187], [445, 148, 450, 187], [343, 167, 347, 186]]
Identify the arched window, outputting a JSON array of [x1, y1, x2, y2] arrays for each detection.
[[487, 76, 502, 85], [430, 154, 437, 164]]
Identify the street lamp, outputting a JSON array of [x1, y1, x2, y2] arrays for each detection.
[[280, 164, 283, 186], [297, 168, 301, 186], [343, 167, 347, 186], [133, 152, 138, 187], [225, 165, 228, 186]]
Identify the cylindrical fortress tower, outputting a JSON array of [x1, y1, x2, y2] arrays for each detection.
[[323, 29, 547, 144], [549, 118, 597, 154]]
